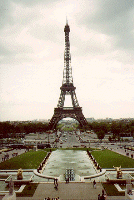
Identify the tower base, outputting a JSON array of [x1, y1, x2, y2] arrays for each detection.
[[49, 107, 87, 130]]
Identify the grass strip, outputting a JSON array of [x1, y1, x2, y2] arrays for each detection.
[[102, 183, 125, 196], [16, 183, 38, 197], [0, 150, 48, 169], [91, 149, 134, 168], [0, 175, 9, 179]]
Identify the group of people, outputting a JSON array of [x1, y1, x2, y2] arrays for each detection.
[[12, 152, 18, 157], [1, 151, 19, 162], [2, 153, 9, 162]]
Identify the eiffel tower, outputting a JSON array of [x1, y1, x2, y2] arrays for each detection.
[[49, 20, 87, 130]]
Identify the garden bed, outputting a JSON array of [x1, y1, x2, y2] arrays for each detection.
[[16, 183, 38, 197], [102, 183, 125, 196]]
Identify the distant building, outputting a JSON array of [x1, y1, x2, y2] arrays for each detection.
[[86, 118, 95, 122]]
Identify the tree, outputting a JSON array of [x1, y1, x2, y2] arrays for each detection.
[[96, 130, 105, 141], [111, 121, 120, 138]]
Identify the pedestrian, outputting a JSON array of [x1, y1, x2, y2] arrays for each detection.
[[67, 177, 69, 183], [101, 189, 105, 200], [54, 183, 58, 190], [93, 180, 96, 188], [94, 181, 96, 189], [102, 189, 104, 196], [66, 177, 68, 183], [56, 181, 58, 187], [66, 177, 69, 183]]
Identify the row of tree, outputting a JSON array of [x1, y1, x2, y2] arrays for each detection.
[[0, 121, 49, 138], [79, 120, 134, 140], [0, 119, 134, 140]]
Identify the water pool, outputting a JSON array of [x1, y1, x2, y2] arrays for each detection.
[[42, 150, 96, 181]]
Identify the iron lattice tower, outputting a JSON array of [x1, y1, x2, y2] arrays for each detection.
[[49, 20, 87, 130]]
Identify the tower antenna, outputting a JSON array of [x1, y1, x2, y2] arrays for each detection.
[[66, 16, 68, 25]]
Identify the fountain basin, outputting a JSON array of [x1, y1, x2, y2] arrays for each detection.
[[34, 150, 106, 182], [5, 174, 33, 185], [106, 173, 133, 184]]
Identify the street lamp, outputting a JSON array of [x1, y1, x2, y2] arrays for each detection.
[[47, 131, 50, 144]]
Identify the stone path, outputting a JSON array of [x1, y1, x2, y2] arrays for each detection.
[[16, 182, 104, 200]]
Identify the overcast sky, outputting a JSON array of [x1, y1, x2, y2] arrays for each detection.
[[0, 0, 134, 121]]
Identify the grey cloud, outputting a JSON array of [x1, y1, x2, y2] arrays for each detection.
[[71, 39, 111, 58], [0, 42, 12, 56], [0, 0, 53, 30], [0, 40, 33, 64], [79, 0, 134, 51], [94, 0, 134, 21], [29, 23, 63, 44], [0, 0, 13, 29], [12, 0, 58, 7]]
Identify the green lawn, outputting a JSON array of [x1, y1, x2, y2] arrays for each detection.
[[91, 149, 134, 168], [0, 150, 48, 169]]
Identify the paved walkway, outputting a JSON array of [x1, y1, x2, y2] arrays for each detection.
[[107, 146, 134, 160], [16, 182, 104, 200]]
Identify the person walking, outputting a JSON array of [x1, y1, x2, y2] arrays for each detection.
[[54, 178, 58, 190], [93, 180, 96, 188], [98, 194, 100, 200]]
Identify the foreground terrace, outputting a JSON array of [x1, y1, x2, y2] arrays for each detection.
[[0, 147, 134, 199]]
